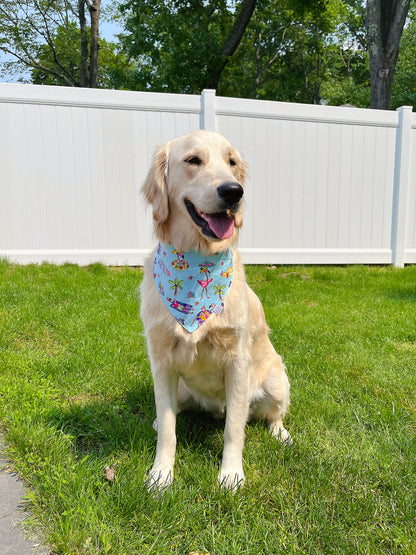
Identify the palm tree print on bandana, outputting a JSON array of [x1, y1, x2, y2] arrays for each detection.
[[153, 242, 234, 333]]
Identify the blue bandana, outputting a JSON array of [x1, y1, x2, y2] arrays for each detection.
[[153, 242, 234, 333]]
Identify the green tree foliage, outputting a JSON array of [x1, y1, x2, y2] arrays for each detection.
[[29, 22, 82, 86], [0, 0, 75, 84], [118, 0, 223, 93], [229, 0, 341, 103], [219, 0, 371, 105], [118, 0, 257, 93], [118, 0, 367, 105], [391, 4, 416, 109], [320, 0, 371, 107], [220, 0, 332, 102], [0, 0, 103, 87], [2, 0, 415, 109], [30, 21, 134, 89]]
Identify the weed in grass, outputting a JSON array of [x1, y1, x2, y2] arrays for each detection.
[[0, 262, 415, 554]]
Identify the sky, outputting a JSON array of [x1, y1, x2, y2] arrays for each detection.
[[0, 1, 122, 84]]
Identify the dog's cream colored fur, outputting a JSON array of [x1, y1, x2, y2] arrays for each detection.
[[141, 130, 291, 490]]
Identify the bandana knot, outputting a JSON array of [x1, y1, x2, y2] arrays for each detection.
[[153, 242, 234, 333]]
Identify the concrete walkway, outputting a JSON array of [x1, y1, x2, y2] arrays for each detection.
[[0, 439, 48, 555]]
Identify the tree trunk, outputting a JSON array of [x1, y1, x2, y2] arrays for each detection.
[[367, 0, 411, 109], [207, 0, 257, 90], [78, 0, 89, 87], [369, 51, 396, 109], [88, 0, 101, 88]]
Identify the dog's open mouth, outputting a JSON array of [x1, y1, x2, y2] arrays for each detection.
[[185, 199, 235, 240]]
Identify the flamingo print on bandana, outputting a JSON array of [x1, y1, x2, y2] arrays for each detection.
[[197, 261, 214, 299], [153, 242, 234, 333]]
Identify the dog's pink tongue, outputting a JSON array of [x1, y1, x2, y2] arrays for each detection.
[[204, 213, 235, 239]]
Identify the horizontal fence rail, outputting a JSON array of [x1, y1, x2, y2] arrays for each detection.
[[0, 84, 415, 266]]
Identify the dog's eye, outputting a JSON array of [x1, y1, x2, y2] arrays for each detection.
[[186, 156, 202, 166], [229, 158, 236, 166]]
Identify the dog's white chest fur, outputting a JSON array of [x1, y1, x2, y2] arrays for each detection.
[[174, 336, 228, 413]]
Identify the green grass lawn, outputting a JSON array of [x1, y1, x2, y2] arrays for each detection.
[[0, 260, 415, 554]]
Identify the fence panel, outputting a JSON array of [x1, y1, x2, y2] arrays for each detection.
[[405, 120, 416, 263], [216, 96, 399, 264], [0, 85, 202, 264], [0, 84, 414, 266]]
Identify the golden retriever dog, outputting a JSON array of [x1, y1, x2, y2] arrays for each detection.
[[140, 130, 291, 491]]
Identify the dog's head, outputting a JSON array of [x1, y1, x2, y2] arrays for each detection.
[[142, 130, 246, 254]]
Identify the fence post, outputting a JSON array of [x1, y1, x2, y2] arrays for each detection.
[[391, 105, 413, 267], [201, 89, 216, 131]]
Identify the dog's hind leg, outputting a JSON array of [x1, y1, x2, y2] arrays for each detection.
[[253, 357, 292, 445], [177, 377, 200, 413]]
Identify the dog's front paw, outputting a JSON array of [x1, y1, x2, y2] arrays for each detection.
[[146, 465, 173, 493], [217, 467, 245, 490]]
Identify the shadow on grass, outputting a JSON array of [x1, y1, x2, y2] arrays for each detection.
[[46, 390, 152, 458], [46, 385, 226, 467], [385, 284, 416, 302]]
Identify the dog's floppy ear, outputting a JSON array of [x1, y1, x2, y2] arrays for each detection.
[[142, 145, 169, 223]]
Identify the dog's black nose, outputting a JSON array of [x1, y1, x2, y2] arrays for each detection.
[[217, 182, 244, 207]]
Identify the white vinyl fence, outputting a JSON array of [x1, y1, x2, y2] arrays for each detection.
[[1, 84, 415, 266]]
